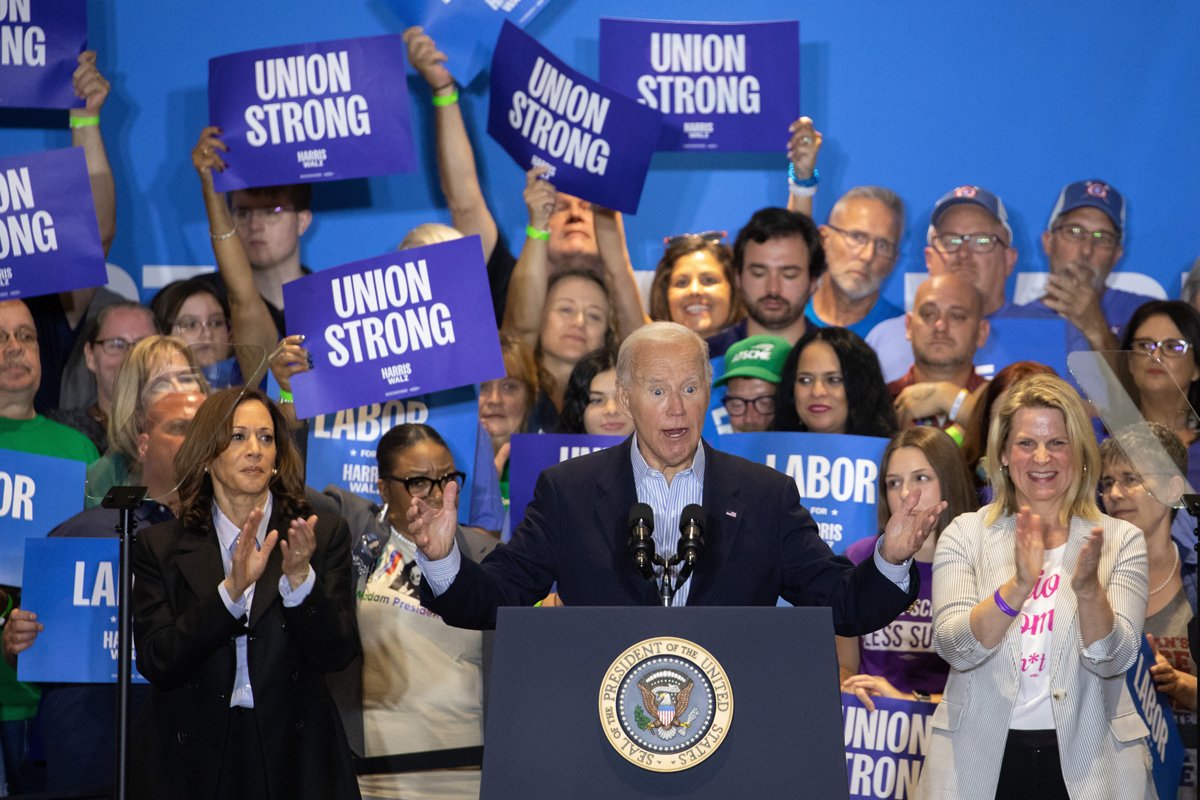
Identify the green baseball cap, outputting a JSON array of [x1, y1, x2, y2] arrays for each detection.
[[714, 335, 792, 388]]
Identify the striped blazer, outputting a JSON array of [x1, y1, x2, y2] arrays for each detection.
[[916, 508, 1153, 799]]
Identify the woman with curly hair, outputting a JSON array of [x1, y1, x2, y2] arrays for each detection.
[[772, 326, 897, 437]]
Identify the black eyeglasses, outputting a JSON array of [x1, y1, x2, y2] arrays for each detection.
[[932, 232, 1008, 254], [722, 394, 775, 416], [1130, 338, 1192, 358], [381, 471, 466, 498], [663, 230, 727, 248], [825, 224, 897, 259]]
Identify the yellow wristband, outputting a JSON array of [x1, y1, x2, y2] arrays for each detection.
[[69, 115, 100, 129], [525, 225, 550, 241], [431, 90, 459, 107]]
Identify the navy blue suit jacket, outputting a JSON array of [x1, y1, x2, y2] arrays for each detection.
[[423, 438, 917, 633]]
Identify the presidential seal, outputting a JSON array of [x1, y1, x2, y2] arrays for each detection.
[[598, 636, 733, 772]]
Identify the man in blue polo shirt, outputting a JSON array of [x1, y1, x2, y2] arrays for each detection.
[[1013, 179, 1150, 351]]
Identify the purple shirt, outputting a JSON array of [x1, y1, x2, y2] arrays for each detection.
[[845, 535, 949, 694]]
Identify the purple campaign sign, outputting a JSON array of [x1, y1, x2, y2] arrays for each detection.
[[284, 235, 504, 419], [0, 147, 104, 300], [713, 431, 887, 554], [0, 0, 85, 109], [508, 433, 625, 530], [487, 21, 662, 214], [17, 538, 146, 683], [842, 694, 933, 798], [209, 34, 415, 191], [600, 19, 799, 153], [0, 448, 86, 585], [390, 0, 550, 87]]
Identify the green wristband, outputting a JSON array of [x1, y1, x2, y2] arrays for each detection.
[[525, 225, 550, 242], [431, 90, 459, 107], [278, 389, 294, 404], [69, 115, 100, 129]]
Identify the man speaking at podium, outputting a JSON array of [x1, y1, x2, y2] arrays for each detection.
[[410, 322, 942, 632]]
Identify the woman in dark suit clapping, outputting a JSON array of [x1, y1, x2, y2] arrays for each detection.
[[131, 387, 360, 800]]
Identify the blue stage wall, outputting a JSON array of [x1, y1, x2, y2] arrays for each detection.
[[2, 0, 1197, 309]]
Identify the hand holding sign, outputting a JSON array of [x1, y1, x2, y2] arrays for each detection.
[[786, 116, 821, 179], [2, 607, 42, 666], [840, 672, 906, 713], [524, 165, 555, 231], [192, 126, 229, 185], [70, 51, 108, 117], [403, 26, 453, 90], [408, 478, 459, 561]]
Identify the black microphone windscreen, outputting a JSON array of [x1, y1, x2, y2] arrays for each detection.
[[679, 504, 705, 530], [629, 503, 655, 529]]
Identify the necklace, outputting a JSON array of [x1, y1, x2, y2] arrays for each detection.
[[1149, 545, 1181, 596]]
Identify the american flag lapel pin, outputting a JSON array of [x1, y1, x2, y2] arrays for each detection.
[[725, 510, 737, 518]]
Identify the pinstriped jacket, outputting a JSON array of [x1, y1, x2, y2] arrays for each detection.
[[917, 508, 1154, 799]]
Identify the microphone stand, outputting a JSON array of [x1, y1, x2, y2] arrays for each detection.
[[103, 485, 149, 800], [653, 554, 675, 607]]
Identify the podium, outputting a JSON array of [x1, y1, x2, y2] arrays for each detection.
[[480, 606, 849, 798]]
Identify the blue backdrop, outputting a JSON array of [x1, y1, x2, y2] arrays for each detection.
[[2, 1, 1197, 308]]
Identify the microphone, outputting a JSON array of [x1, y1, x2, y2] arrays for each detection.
[[627, 503, 656, 580], [676, 504, 706, 579]]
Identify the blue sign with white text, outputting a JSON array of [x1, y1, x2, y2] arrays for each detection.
[[305, 386, 481, 524], [17, 537, 146, 683], [508, 432, 624, 530], [0, 0, 85, 109], [1125, 636, 1186, 800], [487, 21, 662, 214], [208, 34, 414, 191], [0, 147, 105, 300], [0, 449, 85, 585], [284, 235, 504, 419], [390, 0, 550, 87], [713, 431, 887, 554], [599, 18, 799, 152]]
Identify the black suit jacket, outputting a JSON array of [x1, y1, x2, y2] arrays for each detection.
[[129, 503, 361, 800], [424, 439, 917, 632]]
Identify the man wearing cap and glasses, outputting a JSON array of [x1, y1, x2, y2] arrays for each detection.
[[714, 335, 790, 432], [1016, 180, 1150, 353]]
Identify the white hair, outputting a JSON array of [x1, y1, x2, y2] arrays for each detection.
[[616, 322, 711, 388], [398, 222, 463, 251]]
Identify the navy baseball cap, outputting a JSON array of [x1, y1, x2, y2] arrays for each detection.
[[1047, 180, 1125, 237], [928, 185, 1013, 243]]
